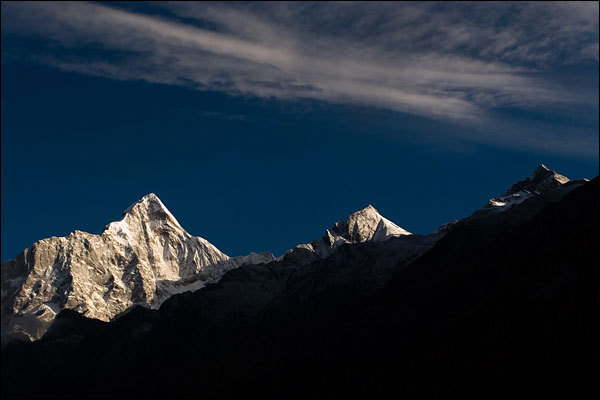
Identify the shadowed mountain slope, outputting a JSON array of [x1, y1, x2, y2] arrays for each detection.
[[1, 175, 597, 399]]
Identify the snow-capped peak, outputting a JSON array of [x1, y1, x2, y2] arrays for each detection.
[[1, 193, 274, 342], [103, 193, 184, 236], [331, 205, 411, 243], [504, 164, 569, 197], [124, 192, 167, 213], [123, 193, 182, 228], [435, 164, 585, 233], [484, 164, 571, 213], [294, 205, 411, 258]]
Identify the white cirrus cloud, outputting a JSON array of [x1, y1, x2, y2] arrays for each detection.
[[1, 1, 598, 153]]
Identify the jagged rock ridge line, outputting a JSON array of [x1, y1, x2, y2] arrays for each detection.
[[1, 195, 411, 342], [0, 164, 583, 344], [2, 171, 595, 400], [1, 194, 274, 341], [292, 204, 412, 259], [436, 164, 585, 232], [486, 164, 573, 210]]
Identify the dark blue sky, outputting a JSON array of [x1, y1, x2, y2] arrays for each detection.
[[1, 2, 598, 261]]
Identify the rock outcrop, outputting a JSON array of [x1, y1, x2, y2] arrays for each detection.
[[1, 193, 274, 342]]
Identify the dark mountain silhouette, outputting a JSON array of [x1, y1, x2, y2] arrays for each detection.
[[1, 176, 598, 399]]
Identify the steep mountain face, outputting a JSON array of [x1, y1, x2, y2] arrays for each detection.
[[0, 165, 585, 345], [482, 164, 582, 213], [290, 204, 411, 260], [1, 172, 596, 400], [1, 196, 409, 344], [0, 193, 274, 342], [437, 164, 587, 231], [504, 163, 570, 195]]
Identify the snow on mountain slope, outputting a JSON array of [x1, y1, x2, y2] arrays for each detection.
[[0, 193, 274, 342], [435, 164, 587, 233], [484, 164, 575, 213], [292, 205, 411, 259], [1, 164, 582, 344], [504, 164, 570, 195]]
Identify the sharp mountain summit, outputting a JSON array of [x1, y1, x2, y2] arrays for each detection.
[[1, 164, 597, 399]]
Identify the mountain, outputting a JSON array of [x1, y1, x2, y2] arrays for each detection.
[[0, 165, 586, 344], [1, 193, 274, 342], [483, 163, 582, 212], [0, 196, 410, 343], [1, 165, 597, 399], [504, 163, 570, 195], [283, 204, 412, 265], [437, 164, 588, 232]]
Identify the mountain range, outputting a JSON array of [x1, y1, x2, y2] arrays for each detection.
[[1, 164, 597, 399], [1, 192, 411, 343]]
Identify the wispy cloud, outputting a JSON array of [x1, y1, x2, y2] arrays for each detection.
[[1, 1, 598, 151]]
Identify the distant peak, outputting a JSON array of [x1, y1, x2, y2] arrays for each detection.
[[124, 193, 164, 213], [103, 193, 184, 234], [352, 204, 380, 216], [504, 164, 570, 196], [530, 164, 569, 184], [530, 164, 551, 179], [132, 193, 178, 220], [142, 192, 160, 201], [329, 204, 410, 244]]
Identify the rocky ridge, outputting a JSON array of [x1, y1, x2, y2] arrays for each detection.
[[291, 205, 411, 259], [1, 194, 273, 342], [0, 165, 585, 344], [1, 196, 409, 343], [436, 164, 587, 232], [485, 164, 575, 212], [1, 173, 596, 399]]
